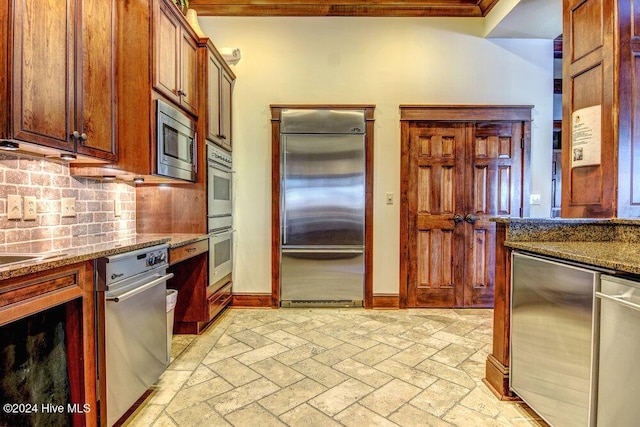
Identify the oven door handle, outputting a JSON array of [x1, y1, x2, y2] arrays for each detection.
[[106, 273, 174, 303]]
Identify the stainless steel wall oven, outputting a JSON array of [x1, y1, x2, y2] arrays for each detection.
[[207, 143, 233, 290]]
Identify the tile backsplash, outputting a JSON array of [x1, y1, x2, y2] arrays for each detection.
[[0, 153, 136, 252]]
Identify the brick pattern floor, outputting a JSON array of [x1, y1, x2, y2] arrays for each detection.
[[123, 308, 547, 426]]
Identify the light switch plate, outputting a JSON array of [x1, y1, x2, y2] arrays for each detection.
[[386, 192, 394, 205], [7, 194, 22, 220], [529, 194, 541, 205], [23, 196, 37, 220], [113, 198, 122, 217], [61, 197, 76, 217]]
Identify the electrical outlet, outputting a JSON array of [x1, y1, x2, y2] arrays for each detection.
[[386, 192, 394, 205], [61, 197, 76, 217], [530, 194, 541, 205], [23, 196, 37, 220], [7, 195, 22, 220], [113, 198, 122, 217]]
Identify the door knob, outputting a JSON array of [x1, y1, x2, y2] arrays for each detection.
[[453, 214, 464, 223], [465, 214, 479, 224]]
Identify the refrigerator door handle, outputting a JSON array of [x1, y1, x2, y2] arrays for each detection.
[[281, 137, 287, 246], [281, 247, 364, 254]]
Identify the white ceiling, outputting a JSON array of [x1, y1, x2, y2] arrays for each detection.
[[485, 0, 562, 39]]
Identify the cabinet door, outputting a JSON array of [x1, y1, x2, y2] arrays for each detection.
[[220, 69, 233, 150], [179, 30, 199, 116], [11, 0, 75, 151], [154, 1, 181, 105], [206, 49, 222, 143], [76, 0, 117, 160]]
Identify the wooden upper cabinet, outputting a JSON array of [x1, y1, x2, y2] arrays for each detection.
[[1, 0, 116, 161], [204, 41, 235, 151], [77, 0, 117, 160], [154, 0, 199, 117]]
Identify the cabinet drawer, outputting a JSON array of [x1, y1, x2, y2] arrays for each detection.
[[208, 282, 232, 320], [169, 239, 208, 265]]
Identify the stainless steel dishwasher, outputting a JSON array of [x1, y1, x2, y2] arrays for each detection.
[[96, 244, 173, 427], [596, 275, 640, 426], [510, 252, 601, 427]]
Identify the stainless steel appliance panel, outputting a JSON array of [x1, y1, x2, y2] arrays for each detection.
[[104, 265, 171, 426], [597, 275, 640, 426], [156, 100, 197, 182], [207, 143, 233, 232], [209, 229, 233, 288], [510, 253, 598, 427], [282, 134, 365, 247], [281, 109, 365, 134], [281, 248, 364, 303]]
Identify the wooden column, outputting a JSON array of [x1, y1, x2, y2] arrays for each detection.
[[562, 0, 640, 218], [483, 222, 518, 400]]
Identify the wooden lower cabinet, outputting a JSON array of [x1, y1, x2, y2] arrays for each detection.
[[0, 262, 97, 427], [168, 242, 231, 334]]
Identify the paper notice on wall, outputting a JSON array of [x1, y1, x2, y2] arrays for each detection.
[[571, 105, 602, 168]]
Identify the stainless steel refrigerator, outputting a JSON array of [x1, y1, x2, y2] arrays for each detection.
[[280, 109, 365, 307]]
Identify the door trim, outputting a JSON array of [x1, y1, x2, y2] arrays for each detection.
[[399, 105, 532, 308], [270, 104, 376, 308]]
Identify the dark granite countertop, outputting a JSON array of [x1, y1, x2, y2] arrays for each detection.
[[492, 217, 640, 275], [0, 233, 209, 281], [492, 217, 640, 226], [506, 241, 640, 275]]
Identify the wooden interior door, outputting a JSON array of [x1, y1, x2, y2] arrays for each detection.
[[406, 120, 523, 308], [407, 123, 466, 307], [463, 122, 523, 307]]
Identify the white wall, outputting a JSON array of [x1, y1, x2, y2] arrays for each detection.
[[199, 17, 554, 295]]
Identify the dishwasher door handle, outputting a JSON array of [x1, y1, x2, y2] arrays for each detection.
[[596, 291, 640, 312], [107, 273, 174, 303]]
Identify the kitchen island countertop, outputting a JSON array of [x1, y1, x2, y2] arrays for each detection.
[[505, 240, 640, 276]]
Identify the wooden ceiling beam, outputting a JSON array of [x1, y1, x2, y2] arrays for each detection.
[[189, 0, 500, 17]]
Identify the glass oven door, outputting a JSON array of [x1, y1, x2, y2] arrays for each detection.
[[208, 164, 232, 217], [209, 229, 233, 288]]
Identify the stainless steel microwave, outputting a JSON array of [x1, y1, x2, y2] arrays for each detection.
[[156, 100, 197, 182]]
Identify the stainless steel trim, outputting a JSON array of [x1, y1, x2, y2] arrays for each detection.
[[596, 291, 640, 312], [514, 250, 617, 274], [281, 109, 365, 134], [281, 300, 363, 308], [106, 273, 174, 303]]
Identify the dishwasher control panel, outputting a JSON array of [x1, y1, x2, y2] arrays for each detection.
[[144, 250, 167, 267], [96, 244, 169, 290]]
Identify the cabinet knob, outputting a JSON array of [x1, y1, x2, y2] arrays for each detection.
[[72, 130, 80, 139], [80, 133, 88, 141], [178, 89, 187, 97]]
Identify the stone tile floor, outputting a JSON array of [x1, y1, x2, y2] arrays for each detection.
[[123, 308, 548, 426]]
